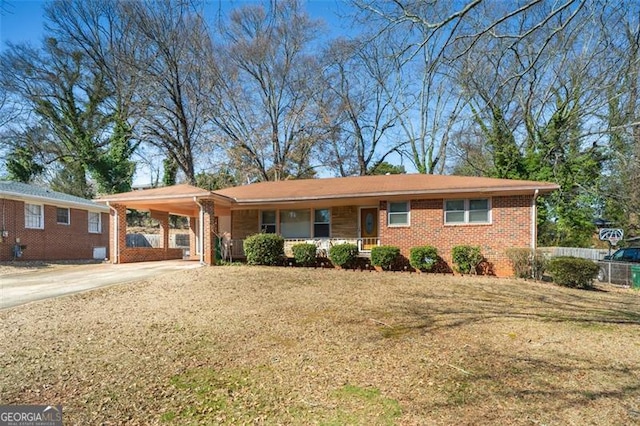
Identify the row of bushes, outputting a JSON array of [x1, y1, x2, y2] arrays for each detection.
[[243, 234, 484, 273], [244, 235, 602, 289]]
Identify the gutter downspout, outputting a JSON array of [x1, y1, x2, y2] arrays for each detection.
[[531, 189, 540, 278], [106, 202, 119, 264], [194, 197, 205, 265]]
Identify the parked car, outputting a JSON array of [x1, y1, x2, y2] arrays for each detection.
[[602, 247, 640, 262], [597, 247, 640, 285]]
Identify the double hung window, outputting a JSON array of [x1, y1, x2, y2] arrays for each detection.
[[261, 211, 277, 234], [444, 199, 490, 224], [25, 203, 44, 229], [57, 207, 70, 225], [88, 212, 102, 233], [388, 202, 410, 226], [314, 209, 330, 238]]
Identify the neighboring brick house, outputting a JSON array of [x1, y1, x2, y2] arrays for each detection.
[[97, 174, 559, 277], [0, 181, 110, 261]]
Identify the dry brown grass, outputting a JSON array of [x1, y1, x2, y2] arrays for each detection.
[[1, 266, 639, 425], [0, 260, 103, 276]]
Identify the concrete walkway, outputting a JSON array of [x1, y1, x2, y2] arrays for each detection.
[[0, 260, 202, 310]]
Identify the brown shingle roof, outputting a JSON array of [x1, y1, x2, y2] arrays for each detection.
[[96, 184, 213, 202], [213, 174, 559, 203], [95, 175, 559, 211]]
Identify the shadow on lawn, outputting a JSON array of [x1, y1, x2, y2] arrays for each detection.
[[393, 281, 640, 332], [427, 349, 640, 419], [361, 278, 640, 419]]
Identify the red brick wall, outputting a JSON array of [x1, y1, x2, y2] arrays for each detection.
[[379, 195, 532, 277], [0, 198, 109, 261], [119, 247, 184, 263], [201, 200, 216, 265], [109, 203, 127, 264]]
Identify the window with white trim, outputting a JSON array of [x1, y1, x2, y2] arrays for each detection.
[[388, 201, 410, 226], [25, 203, 44, 229], [445, 199, 490, 224], [88, 211, 102, 233], [57, 207, 70, 225], [314, 209, 330, 238], [261, 210, 276, 234]]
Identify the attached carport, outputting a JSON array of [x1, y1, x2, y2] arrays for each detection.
[[96, 184, 233, 265]]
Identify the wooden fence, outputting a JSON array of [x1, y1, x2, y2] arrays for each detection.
[[538, 247, 610, 261]]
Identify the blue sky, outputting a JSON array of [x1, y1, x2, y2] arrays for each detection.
[[0, 0, 356, 50], [0, 0, 46, 48]]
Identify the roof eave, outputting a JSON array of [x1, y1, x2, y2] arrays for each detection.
[[223, 184, 559, 205], [96, 192, 214, 203], [1, 191, 110, 212]]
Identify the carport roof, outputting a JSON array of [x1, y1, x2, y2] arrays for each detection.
[[98, 184, 213, 201], [96, 184, 232, 216]]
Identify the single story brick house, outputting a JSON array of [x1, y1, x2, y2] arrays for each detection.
[[0, 181, 110, 261], [97, 174, 559, 277]]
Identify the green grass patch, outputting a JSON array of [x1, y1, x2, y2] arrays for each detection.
[[445, 380, 474, 406], [324, 384, 402, 425], [164, 369, 403, 425], [164, 367, 273, 423], [378, 324, 411, 339]]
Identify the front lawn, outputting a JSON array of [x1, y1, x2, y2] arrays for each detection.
[[1, 266, 639, 425]]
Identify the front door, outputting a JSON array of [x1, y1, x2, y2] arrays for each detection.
[[360, 208, 378, 250]]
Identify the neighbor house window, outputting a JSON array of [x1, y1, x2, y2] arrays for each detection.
[[25, 203, 44, 229], [388, 202, 410, 226], [261, 210, 277, 234], [445, 199, 491, 224], [57, 207, 70, 225], [280, 209, 311, 239], [314, 209, 330, 238], [88, 211, 102, 233]]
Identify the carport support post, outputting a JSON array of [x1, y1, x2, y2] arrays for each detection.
[[188, 217, 198, 261], [201, 200, 216, 265], [150, 210, 170, 251], [110, 203, 127, 264]]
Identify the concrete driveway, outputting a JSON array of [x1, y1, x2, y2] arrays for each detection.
[[0, 260, 202, 310]]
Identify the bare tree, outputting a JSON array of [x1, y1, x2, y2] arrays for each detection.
[[353, 0, 586, 65], [391, 25, 466, 175], [598, 1, 640, 228], [120, 0, 217, 184], [210, 0, 324, 181], [320, 36, 406, 176], [44, 0, 139, 121], [350, 0, 588, 173]]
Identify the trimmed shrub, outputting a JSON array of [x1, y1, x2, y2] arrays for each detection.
[[292, 243, 317, 267], [505, 248, 547, 280], [451, 245, 483, 274], [547, 256, 599, 289], [329, 243, 359, 268], [409, 245, 439, 272], [371, 245, 400, 270], [243, 233, 284, 266]]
